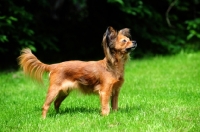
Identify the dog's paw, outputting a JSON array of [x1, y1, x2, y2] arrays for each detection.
[[101, 109, 110, 116]]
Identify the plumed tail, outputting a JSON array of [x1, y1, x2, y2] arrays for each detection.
[[18, 48, 50, 83]]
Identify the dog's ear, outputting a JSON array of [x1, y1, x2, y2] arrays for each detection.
[[119, 28, 132, 39], [105, 26, 117, 48], [102, 26, 117, 64]]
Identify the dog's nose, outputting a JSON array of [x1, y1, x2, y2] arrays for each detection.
[[132, 41, 137, 47]]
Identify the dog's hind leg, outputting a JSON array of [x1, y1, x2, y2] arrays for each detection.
[[42, 85, 60, 119], [54, 90, 69, 113]]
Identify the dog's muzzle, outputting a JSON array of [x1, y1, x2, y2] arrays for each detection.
[[126, 41, 137, 52]]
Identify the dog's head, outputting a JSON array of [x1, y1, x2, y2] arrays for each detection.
[[102, 26, 137, 64]]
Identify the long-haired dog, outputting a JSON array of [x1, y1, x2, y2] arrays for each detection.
[[18, 26, 137, 118]]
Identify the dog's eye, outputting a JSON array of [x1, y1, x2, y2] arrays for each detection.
[[122, 39, 126, 43]]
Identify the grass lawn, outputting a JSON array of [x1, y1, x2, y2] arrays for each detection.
[[0, 52, 200, 131]]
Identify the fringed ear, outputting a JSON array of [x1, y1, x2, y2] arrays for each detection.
[[105, 26, 117, 48], [102, 26, 117, 64], [119, 28, 132, 39]]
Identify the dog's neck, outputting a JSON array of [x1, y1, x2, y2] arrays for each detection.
[[103, 53, 129, 80]]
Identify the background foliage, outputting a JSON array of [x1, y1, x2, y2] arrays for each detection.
[[0, 0, 200, 68]]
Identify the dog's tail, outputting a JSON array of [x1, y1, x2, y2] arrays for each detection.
[[18, 48, 51, 83]]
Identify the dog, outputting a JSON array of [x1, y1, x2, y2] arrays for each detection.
[[18, 26, 137, 118]]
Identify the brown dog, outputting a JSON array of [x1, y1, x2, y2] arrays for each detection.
[[18, 26, 137, 118]]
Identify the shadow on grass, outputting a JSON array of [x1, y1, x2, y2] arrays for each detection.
[[47, 104, 142, 117], [62, 106, 99, 114], [47, 106, 99, 117]]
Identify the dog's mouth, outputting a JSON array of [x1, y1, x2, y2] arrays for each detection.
[[126, 45, 137, 52]]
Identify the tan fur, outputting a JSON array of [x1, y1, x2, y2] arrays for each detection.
[[18, 26, 137, 118]]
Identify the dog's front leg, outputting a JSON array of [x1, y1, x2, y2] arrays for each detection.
[[111, 89, 120, 111], [111, 80, 123, 111], [99, 86, 112, 116]]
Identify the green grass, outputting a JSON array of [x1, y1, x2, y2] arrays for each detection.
[[0, 52, 200, 132]]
